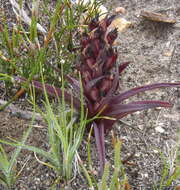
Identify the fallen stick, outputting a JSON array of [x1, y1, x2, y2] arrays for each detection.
[[0, 99, 43, 122]]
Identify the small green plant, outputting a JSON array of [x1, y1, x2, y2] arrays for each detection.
[[0, 68, 87, 186], [17, 14, 180, 174], [0, 106, 35, 188], [35, 69, 87, 182], [0, 0, 104, 92], [153, 132, 180, 190], [153, 156, 180, 190], [78, 137, 131, 190]]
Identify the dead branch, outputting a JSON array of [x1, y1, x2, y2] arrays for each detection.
[[0, 99, 43, 122]]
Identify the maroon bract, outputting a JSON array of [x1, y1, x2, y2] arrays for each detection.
[[16, 15, 180, 174]]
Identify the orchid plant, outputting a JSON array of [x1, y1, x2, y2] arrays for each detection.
[[16, 14, 180, 173]]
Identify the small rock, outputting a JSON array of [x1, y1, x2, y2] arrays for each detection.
[[135, 152, 141, 157], [153, 149, 159, 154], [163, 50, 173, 57], [138, 124, 144, 130], [140, 10, 176, 23], [109, 17, 132, 32], [114, 7, 126, 15], [141, 173, 149, 178], [155, 126, 165, 133], [144, 173, 148, 178], [174, 22, 180, 29]]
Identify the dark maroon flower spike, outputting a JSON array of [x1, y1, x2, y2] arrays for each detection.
[[15, 14, 180, 174]]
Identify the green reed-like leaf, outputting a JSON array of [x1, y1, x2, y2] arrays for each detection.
[[99, 162, 110, 190], [109, 140, 121, 190]]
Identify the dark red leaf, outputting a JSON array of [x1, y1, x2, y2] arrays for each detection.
[[88, 15, 99, 31], [91, 27, 104, 40], [81, 32, 90, 48], [111, 83, 180, 104], [14, 76, 81, 111], [98, 15, 116, 33], [106, 15, 116, 27], [106, 28, 118, 45], [85, 76, 105, 91], [82, 70, 92, 83], [93, 66, 119, 115], [89, 87, 100, 101], [33, 80, 82, 111], [105, 100, 172, 117], [100, 77, 113, 95], [86, 57, 96, 69], [93, 121, 105, 173], [103, 119, 117, 134], [104, 52, 118, 71], [102, 100, 173, 133], [105, 67, 119, 96], [119, 62, 130, 73], [104, 47, 117, 69]]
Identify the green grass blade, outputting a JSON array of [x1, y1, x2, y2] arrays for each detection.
[[87, 126, 93, 170], [0, 139, 56, 166], [109, 140, 121, 190], [99, 162, 110, 190], [165, 167, 180, 187], [78, 156, 94, 190], [158, 152, 169, 190], [0, 144, 10, 173]]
